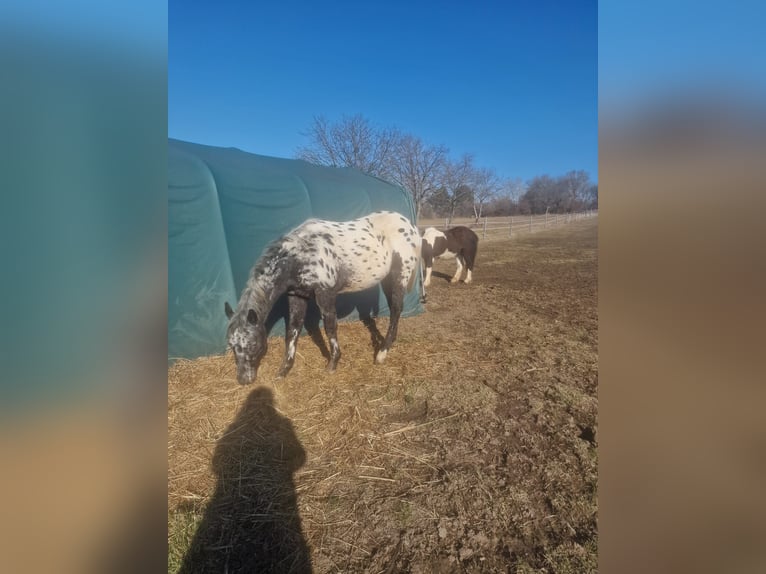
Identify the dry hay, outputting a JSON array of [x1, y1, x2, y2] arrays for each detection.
[[169, 218, 598, 573]]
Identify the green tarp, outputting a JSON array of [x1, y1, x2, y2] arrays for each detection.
[[168, 138, 423, 361]]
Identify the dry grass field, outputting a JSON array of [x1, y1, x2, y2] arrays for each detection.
[[168, 217, 598, 573]]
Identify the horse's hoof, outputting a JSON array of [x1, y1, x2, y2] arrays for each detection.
[[325, 363, 337, 373], [375, 349, 388, 364]]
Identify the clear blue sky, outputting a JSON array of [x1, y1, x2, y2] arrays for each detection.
[[169, 0, 597, 184]]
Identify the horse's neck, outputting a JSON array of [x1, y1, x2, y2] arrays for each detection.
[[240, 263, 289, 319]]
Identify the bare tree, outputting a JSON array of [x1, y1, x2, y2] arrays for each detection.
[[561, 170, 591, 212], [471, 167, 502, 222], [296, 114, 400, 179], [521, 171, 595, 214], [441, 154, 475, 223], [390, 135, 447, 220], [584, 183, 598, 208], [502, 177, 526, 203], [521, 175, 560, 214], [296, 113, 594, 219]]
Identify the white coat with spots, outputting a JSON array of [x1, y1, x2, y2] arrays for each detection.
[[225, 211, 421, 384]]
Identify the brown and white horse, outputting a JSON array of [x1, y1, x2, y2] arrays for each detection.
[[421, 226, 479, 287]]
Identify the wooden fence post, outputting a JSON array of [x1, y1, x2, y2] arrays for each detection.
[[483, 217, 487, 238], [529, 214, 533, 233], [509, 216, 513, 237]]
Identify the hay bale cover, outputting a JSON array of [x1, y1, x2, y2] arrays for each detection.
[[168, 138, 422, 360]]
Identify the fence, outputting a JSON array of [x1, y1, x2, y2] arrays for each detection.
[[417, 210, 598, 239]]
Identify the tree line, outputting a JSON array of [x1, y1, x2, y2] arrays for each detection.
[[296, 113, 597, 221]]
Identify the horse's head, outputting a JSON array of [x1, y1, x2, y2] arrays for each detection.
[[225, 302, 268, 384]]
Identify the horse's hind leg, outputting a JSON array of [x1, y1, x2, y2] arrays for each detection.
[[278, 293, 308, 378], [463, 252, 473, 284], [315, 290, 341, 372], [451, 256, 464, 283], [464, 242, 477, 284], [377, 253, 406, 364]]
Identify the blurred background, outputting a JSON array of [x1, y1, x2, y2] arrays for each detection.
[[599, 2, 766, 573], [0, 1, 764, 572], [0, 1, 167, 572]]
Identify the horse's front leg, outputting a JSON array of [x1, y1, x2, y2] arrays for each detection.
[[424, 264, 433, 287], [315, 290, 341, 372], [278, 293, 308, 378], [422, 251, 433, 287]]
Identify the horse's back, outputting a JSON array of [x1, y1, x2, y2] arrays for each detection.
[[368, 211, 419, 250], [448, 226, 479, 244], [288, 212, 420, 293]]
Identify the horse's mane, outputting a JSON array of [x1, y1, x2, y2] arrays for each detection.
[[250, 238, 288, 279], [235, 235, 293, 319]]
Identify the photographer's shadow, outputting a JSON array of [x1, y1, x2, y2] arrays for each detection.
[[179, 387, 312, 573]]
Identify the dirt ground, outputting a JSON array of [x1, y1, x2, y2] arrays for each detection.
[[168, 217, 598, 573]]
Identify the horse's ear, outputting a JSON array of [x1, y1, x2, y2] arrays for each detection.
[[224, 301, 234, 319], [247, 309, 258, 325]]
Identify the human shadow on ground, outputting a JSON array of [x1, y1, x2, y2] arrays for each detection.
[[179, 387, 312, 574]]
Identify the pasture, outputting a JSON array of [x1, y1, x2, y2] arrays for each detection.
[[168, 217, 598, 573]]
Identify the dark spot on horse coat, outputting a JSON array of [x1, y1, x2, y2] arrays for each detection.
[[389, 251, 404, 280]]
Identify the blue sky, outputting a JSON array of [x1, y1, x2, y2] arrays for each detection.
[[169, 0, 597, 184]]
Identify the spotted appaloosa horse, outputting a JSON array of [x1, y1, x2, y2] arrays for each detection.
[[224, 211, 421, 384], [421, 226, 479, 287]]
